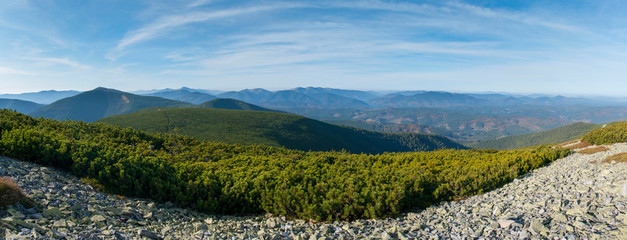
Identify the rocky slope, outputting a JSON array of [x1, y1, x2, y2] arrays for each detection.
[[1, 143, 627, 239]]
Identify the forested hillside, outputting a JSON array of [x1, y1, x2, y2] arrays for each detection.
[[583, 121, 627, 145], [294, 107, 571, 142], [468, 122, 601, 149], [198, 98, 278, 112], [98, 107, 465, 154], [145, 89, 216, 104], [0, 110, 571, 220], [0, 99, 43, 114], [30, 87, 193, 122]]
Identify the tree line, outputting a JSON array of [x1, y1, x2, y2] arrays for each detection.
[[0, 109, 571, 220]]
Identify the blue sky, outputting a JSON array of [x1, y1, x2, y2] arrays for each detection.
[[0, 0, 626, 96]]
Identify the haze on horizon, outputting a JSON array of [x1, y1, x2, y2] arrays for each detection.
[[1, 0, 626, 97]]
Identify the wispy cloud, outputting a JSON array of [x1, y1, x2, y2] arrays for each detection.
[[0, 66, 36, 75], [446, 1, 582, 32], [325, 0, 583, 33], [2, 0, 624, 95], [159, 23, 532, 75], [325, 0, 437, 15], [0, 19, 67, 47], [187, 0, 215, 9], [26, 57, 91, 70], [115, 3, 304, 51]]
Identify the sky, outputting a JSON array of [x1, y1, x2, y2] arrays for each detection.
[[0, 0, 626, 96]]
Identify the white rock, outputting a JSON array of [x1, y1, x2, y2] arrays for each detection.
[[497, 219, 515, 229]]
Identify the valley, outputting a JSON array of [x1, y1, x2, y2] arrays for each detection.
[[98, 107, 464, 154], [1, 87, 626, 146]]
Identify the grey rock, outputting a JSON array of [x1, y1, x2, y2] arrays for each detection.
[[7, 208, 24, 219], [266, 218, 277, 228], [52, 219, 67, 228], [381, 231, 392, 240], [161, 226, 172, 235], [90, 215, 106, 222], [497, 219, 515, 229], [2, 144, 627, 240], [138, 229, 161, 239], [41, 207, 60, 218], [530, 219, 549, 236], [551, 213, 568, 223]]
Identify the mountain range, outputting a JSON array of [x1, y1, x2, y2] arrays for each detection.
[[5, 87, 627, 111], [98, 107, 466, 154], [216, 87, 372, 109], [145, 89, 216, 105], [0, 90, 80, 104], [0, 86, 625, 145], [209, 88, 627, 109]]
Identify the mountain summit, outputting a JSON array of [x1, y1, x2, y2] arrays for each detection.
[[30, 87, 193, 122]]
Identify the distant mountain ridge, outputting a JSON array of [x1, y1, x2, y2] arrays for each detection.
[[145, 89, 216, 104], [132, 87, 223, 96], [10, 87, 623, 111], [213, 87, 621, 110], [0, 90, 81, 104], [217, 87, 372, 109], [291, 87, 380, 102], [0, 99, 44, 114], [98, 107, 466, 154], [199, 98, 278, 112], [30, 87, 193, 122], [370, 91, 486, 108], [5, 86, 625, 144]]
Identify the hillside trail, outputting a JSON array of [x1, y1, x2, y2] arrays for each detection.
[[1, 143, 626, 239]]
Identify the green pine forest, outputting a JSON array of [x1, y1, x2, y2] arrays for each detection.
[[97, 107, 465, 154], [0, 109, 573, 220], [583, 122, 627, 145]]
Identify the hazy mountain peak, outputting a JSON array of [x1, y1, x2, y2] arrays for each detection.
[[199, 98, 277, 112], [242, 88, 272, 93], [30, 88, 193, 122], [93, 87, 121, 93], [0, 89, 81, 104]]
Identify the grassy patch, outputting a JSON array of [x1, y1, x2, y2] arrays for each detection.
[[556, 139, 582, 147], [0, 177, 34, 208], [578, 146, 610, 154], [564, 141, 593, 150], [602, 152, 627, 163]]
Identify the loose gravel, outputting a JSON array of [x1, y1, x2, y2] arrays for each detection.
[[1, 143, 626, 239]]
